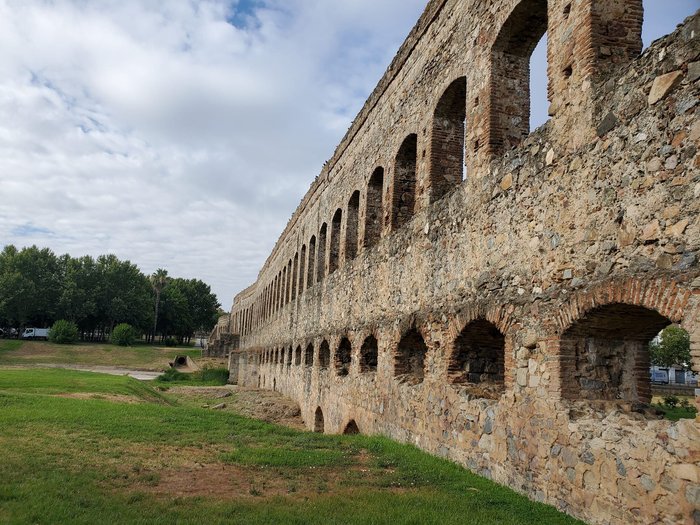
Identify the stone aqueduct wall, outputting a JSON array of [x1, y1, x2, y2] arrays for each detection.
[[212, 1, 700, 523]]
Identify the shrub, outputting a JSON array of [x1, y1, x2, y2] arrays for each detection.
[[663, 395, 679, 409], [48, 320, 79, 345], [110, 323, 135, 346], [164, 337, 178, 347], [200, 367, 230, 384], [156, 368, 190, 382]]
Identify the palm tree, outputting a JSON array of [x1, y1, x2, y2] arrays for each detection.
[[150, 269, 169, 343]]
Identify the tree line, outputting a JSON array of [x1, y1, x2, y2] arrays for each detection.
[[0, 245, 221, 343]]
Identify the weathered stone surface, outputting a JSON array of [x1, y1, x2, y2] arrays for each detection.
[[210, 5, 700, 525], [648, 71, 684, 105]]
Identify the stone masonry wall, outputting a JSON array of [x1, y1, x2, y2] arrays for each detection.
[[212, 1, 700, 524]]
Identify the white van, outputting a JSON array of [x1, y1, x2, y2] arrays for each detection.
[[21, 328, 49, 340]]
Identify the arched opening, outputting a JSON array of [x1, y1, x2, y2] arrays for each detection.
[[392, 134, 418, 231], [329, 209, 342, 274], [449, 319, 505, 399], [430, 76, 466, 202], [286, 260, 292, 304], [360, 335, 378, 373], [273, 377, 276, 391], [291, 253, 299, 301], [319, 340, 330, 370], [560, 304, 671, 404], [307, 236, 316, 289], [304, 343, 314, 368], [529, 33, 548, 131], [314, 407, 325, 433], [394, 328, 427, 385], [345, 191, 360, 261], [318, 224, 327, 282], [286, 345, 292, 367], [335, 337, 352, 377], [364, 168, 384, 249], [343, 420, 360, 435], [490, 0, 548, 153], [294, 345, 302, 366], [299, 245, 306, 296]]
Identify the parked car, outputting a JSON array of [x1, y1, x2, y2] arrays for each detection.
[[21, 328, 49, 340]]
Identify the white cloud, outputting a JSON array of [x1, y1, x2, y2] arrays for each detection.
[[0, 0, 695, 307]]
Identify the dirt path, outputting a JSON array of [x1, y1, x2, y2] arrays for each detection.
[[14, 363, 162, 380]]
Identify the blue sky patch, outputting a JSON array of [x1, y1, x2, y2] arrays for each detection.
[[12, 224, 55, 238]]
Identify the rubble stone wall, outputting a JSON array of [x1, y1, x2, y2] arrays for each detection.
[[214, 1, 700, 523]]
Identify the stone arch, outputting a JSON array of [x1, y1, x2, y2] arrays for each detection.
[[346, 191, 360, 261], [294, 345, 302, 366], [307, 235, 316, 290], [304, 343, 314, 367], [360, 334, 378, 373], [335, 337, 352, 377], [286, 345, 292, 367], [343, 419, 360, 435], [449, 319, 505, 399], [314, 407, 324, 433], [329, 209, 342, 274], [319, 340, 330, 370], [489, 0, 548, 154], [318, 223, 327, 282], [394, 327, 428, 385], [364, 167, 384, 249], [391, 134, 418, 231], [430, 76, 467, 201], [286, 259, 292, 304]]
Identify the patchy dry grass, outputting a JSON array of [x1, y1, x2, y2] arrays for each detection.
[[0, 369, 583, 524], [0, 340, 204, 370]]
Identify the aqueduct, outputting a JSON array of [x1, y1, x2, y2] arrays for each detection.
[[210, 1, 700, 523]]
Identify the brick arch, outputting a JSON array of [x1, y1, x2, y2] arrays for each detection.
[[335, 336, 352, 377], [445, 304, 516, 390], [488, 0, 548, 155], [391, 134, 418, 231], [364, 167, 384, 249], [430, 75, 467, 202], [314, 406, 325, 433], [392, 318, 431, 386], [343, 419, 360, 435], [551, 278, 691, 335], [547, 278, 699, 401]]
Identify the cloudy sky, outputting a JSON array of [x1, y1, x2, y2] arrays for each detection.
[[0, 0, 697, 308]]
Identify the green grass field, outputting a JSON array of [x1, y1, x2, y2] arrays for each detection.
[[0, 368, 583, 525], [0, 339, 201, 370]]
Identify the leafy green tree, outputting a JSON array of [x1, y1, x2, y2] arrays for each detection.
[[158, 283, 189, 342], [57, 255, 98, 326], [96, 255, 152, 336], [650, 325, 691, 369], [0, 245, 60, 329], [49, 319, 79, 344]]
